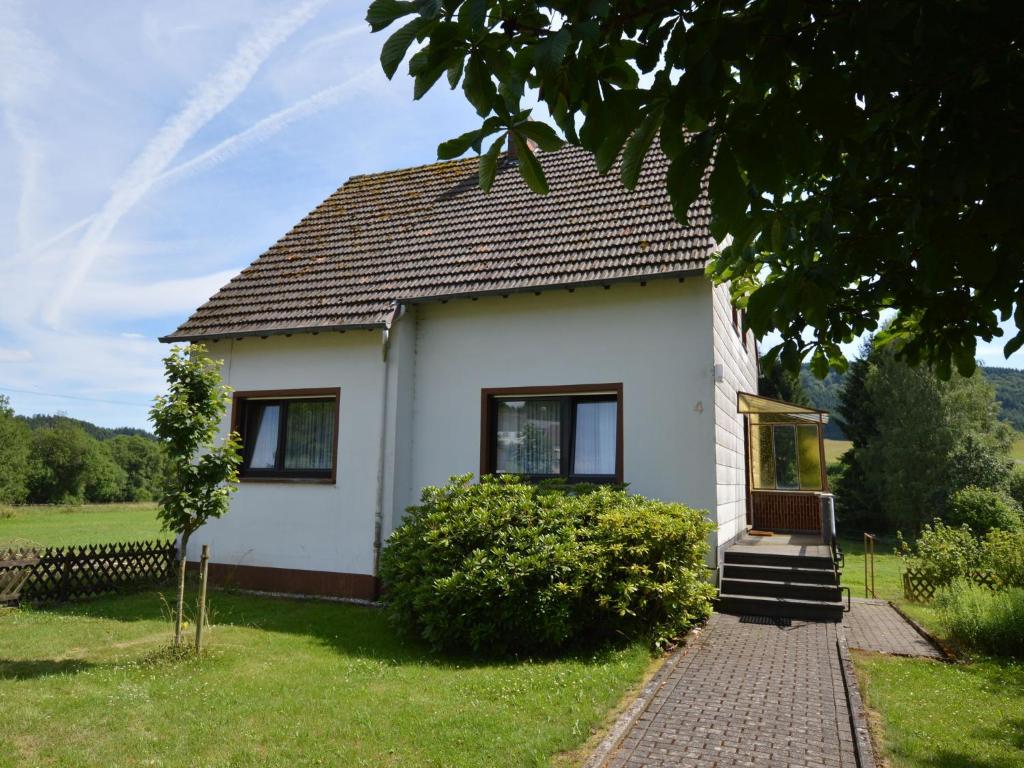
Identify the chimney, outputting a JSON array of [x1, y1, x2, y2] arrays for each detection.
[[507, 133, 538, 163]]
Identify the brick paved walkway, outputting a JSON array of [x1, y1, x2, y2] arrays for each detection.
[[842, 598, 943, 659], [601, 614, 861, 768]]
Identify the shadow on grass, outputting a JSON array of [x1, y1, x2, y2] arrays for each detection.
[[0, 658, 95, 680], [10, 587, 644, 671]]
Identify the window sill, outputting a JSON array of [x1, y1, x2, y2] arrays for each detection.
[[239, 476, 335, 485]]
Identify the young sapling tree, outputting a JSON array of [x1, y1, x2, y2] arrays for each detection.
[[150, 344, 240, 647]]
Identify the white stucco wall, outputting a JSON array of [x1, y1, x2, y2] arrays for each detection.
[[402, 280, 720, 517], [188, 333, 386, 576], [710, 282, 759, 558], [183, 277, 752, 582]]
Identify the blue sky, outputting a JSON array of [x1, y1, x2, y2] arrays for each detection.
[[0, 0, 483, 430], [0, 1, 1019, 431]]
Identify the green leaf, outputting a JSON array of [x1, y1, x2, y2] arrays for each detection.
[[515, 121, 563, 152], [380, 17, 427, 79], [478, 135, 505, 191], [463, 54, 498, 116], [413, 61, 448, 99], [458, 0, 487, 31], [535, 28, 571, 76], [1005, 331, 1024, 359], [620, 110, 660, 189], [438, 128, 484, 159], [446, 56, 465, 88], [511, 133, 549, 194], [665, 139, 710, 224], [952, 342, 977, 377], [366, 0, 417, 32], [810, 348, 829, 379], [414, 0, 442, 18], [709, 142, 748, 239]]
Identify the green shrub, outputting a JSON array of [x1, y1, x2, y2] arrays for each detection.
[[983, 529, 1024, 588], [946, 485, 1022, 534], [898, 520, 983, 587], [379, 474, 715, 655], [1007, 465, 1024, 509], [935, 581, 1024, 657]]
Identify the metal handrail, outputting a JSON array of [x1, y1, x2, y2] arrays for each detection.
[[863, 532, 877, 599]]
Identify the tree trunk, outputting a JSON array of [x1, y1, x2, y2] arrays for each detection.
[[173, 530, 191, 647]]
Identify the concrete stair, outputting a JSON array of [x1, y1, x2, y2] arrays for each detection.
[[717, 547, 844, 622]]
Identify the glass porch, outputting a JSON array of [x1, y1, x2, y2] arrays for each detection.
[[737, 392, 834, 539]]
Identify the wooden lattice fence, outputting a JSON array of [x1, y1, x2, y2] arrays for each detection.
[[0, 540, 176, 604], [903, 566, 1002, 602]]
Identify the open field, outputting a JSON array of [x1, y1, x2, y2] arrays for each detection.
[[1012, 433, 1024, 463], [0, 589, 652, 768], [823, 438, 852, 464], [0, 502, 164, 550]]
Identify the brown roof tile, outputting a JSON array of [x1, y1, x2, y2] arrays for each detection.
[[161, 144, 713, 341]]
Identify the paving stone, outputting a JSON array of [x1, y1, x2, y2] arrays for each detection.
[[601, 614, 860, 768], [842, 598, 943, 658]]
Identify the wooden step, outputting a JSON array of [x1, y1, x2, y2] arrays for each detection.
[[723, 562, 838, 585], [720, 577, 841, 602], [716, 593, 844, 622]]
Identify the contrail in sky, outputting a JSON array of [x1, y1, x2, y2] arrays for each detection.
[[43, 0, 331, 327]]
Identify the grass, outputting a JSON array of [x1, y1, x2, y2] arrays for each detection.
[[841, 536, 1024, 766], [0, 589, 653, 768], [0, 502, 163, 549], [823, 438, 853, 464], [855, 652, 1024, 768]]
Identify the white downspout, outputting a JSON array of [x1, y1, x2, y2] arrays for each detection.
[[371, 303, 402, 589]]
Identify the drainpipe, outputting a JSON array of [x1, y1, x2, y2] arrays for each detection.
[[371, 302, 403, 593]]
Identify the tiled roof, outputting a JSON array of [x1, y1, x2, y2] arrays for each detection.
[[162, 144, 714, 341]]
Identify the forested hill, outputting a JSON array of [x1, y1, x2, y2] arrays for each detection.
[[16, 414, 156, 442], [798, 364, 1024, 437], [981, 367, 1024, 432]]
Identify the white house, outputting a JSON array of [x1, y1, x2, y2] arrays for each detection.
[[162, 145, 762, 601]]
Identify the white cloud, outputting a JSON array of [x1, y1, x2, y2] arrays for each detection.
[[154, 67, 381, 191], [68, 269, 239, 321], [44, 0, 331, 327]]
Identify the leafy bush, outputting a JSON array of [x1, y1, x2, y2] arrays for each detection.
[[936, 581, 1024, 657], [983, 529, 1024, 588], [898, 520, 983, 587], [380, 475, 715, 655], [946, 486, 1022, 534], [1007, 465, 1024, 509], [945, 434, 1014, 497]]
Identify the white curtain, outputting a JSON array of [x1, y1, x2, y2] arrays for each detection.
[[573, 401, 617, 476], [248, 405, 280, 468], [495, 399, 561, 475]]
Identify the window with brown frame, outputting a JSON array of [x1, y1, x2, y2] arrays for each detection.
[[480, 385, 623, 484], [232, 389, 339, 481]]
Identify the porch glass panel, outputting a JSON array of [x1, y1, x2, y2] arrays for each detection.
[[772, 425, 799, 490]]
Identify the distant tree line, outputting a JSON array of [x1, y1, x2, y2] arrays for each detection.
[[0, 395, 168, 505], [780, 363, 1024, 437]]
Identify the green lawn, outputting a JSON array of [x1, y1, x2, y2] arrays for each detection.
[[840, 537, 1023, 766], [0, 502, 163, 550], [0, 589, 653, 768], [855, 652, 1024, 768]]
